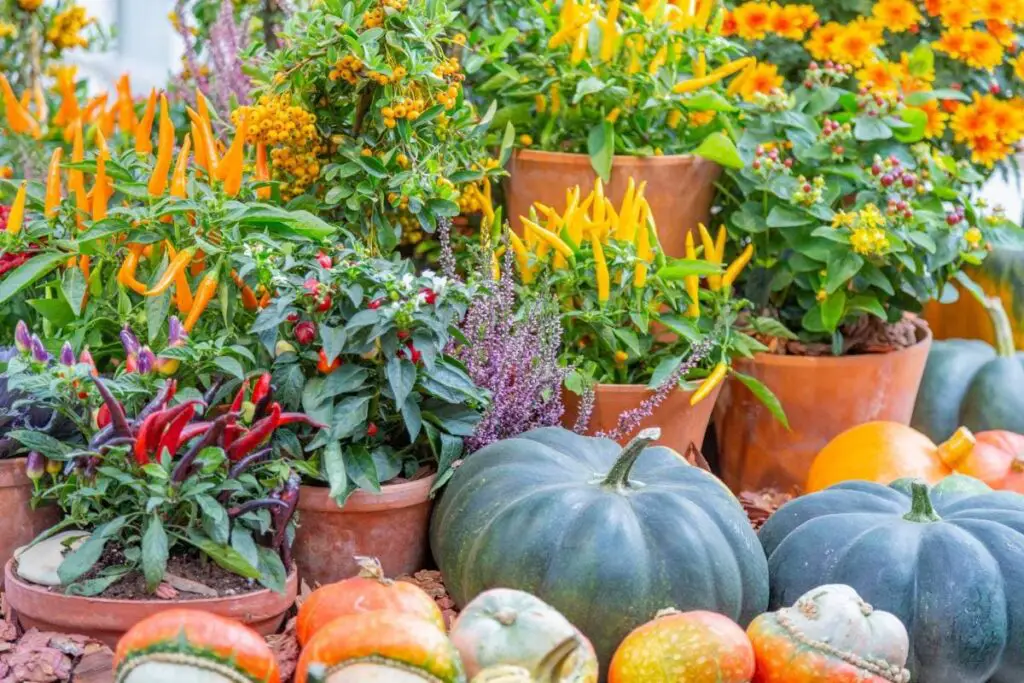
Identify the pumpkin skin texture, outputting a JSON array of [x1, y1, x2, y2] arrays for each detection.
[[430, 427, 769, 672], [952, 430, 1024, 493], [113, 609, 280, 683], [805, 421, 973, 492], [296, 556, 444, 645], [759, 475, 1024, 683], [295, 611, 466, 683], [608, 610, 754, 683], [450, 588, 598, 682], [747, 584, 911, 683]]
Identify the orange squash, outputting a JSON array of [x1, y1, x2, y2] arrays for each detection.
[[947, 430, 1024, 493], [608, 610, 754, 683], [295, 556, 444, 645], [114, 609, 280, 683], [295, 611, 466, 683], [805, 422, 975, 493]]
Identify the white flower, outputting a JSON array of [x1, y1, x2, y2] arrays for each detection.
[[414, 292, 428, 308], [400, 273, 416, 291]]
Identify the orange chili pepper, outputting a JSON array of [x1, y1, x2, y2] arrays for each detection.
[[6, 182, 26, 234], [97, 104, 116, 139], [81, 93, 107, 124], [53, 69, 80, 129], [186, 107, 219, 179], [166, 244, 193, 314], [231, 270, 259, 310], [144, 247, 194, 296], [117, 245, 148, 295], [170, 134, 192, 199], [190, 250, 206, 277], [259, 290, 271, 308], [148, 94, 174, 196], [197, 89, 213, 129], [255, 142, 271, 200], [135, 88, 158, 155], [190, 121, 209, 174], [44, 148, 63, 218], [115, 74, 137, 134], [0, 74, 41, 139], [221, 115, 248, 197], [184, 270, 219, 333], [92, 154, 109, 221], [79, 254, 90, 282], [69, 120, 86, 198]]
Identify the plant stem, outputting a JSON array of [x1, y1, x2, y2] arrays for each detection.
[[601, 427, 660, 489], [903, 481, 941, 524], [954, 271, 1016, 357]]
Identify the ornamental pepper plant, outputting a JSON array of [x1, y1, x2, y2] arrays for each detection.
[[29, 376, 305, 596], [473, 0, 760, 178], [253, 243, 488, 501], [718, 63, 1020, 354], [252, 0, 502, 252]]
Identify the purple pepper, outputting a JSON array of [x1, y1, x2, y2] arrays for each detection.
[[138, 346, 156, 374], [14, 321, 31, 353], [25, 452, 44, 481], [59, 342, 75, 366], [120, 326, 141, 356], [29, 335, 51, 363], [168, 316, 186, 345]]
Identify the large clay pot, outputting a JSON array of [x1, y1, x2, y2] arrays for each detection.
[[4, 560, 297, 648], [505, 150, 721, 258], [562, 383, 721, 455], [713, 328, 932, 493], [293, 475, 436, 588], [0, 458, 60, 588]]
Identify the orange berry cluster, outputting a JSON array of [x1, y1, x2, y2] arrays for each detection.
[[381, 97, 426, 128], [433, 57, 465, 109], [233, 94, 324, 200], [329, 54, 365, 85]]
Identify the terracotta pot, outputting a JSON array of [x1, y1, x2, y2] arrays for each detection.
[[562, 383, 721, 454], [0, 458, 60, 589], [505, 149, 721, 258], [713, 328, 933, 493], [293, 475, 436, 588], [4, 560, 297, 648]]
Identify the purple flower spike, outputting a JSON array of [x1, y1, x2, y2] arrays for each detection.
[[14, 321, 31, 353], [168, 316, 186, 346], [138, 346, 156, 374], [29, 335, 51, 363], [59, 342, 75, 366], [120, 326, 141, 356]]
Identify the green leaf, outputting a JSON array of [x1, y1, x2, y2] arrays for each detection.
[[647, 356, 683, 389], [331, 395, 371, 440], [58, 517, 128, 586], [694, 132, 742, 169], [587, 121, 615, 183], [401, 399, 422, 442], [895, 107, 928, 143], [498, 122, 516, 166], [386, 357, 417, 409], [732, 372, 789, 429], [230, 528, 260, 570], [28, 297, 74, 327], [322, 364, 369, 398], [656, 259, 722, 280], [65, 570, 130, 597], [0, 252, 68, 305], [185, 534, 261, 579], [432, 432, 463, 494], [323, 440, 347, 499], [825, 253, 864, 293], [319, 324, 347, 364], [213, 356, 245, 380], [142, 515, 169, 592], [61, 267, 86, 318], [8, 431, 71, 459], [749, 317, 799, 341], [766, 206, 813, 228], [849, 294, 888, 320], [427, 198, 461, 217], [146, 291, 171, 343], [257, 546, 288, 594], [573, 77, 606, 103], [196, 494, 230, 545], [853, 116, 892, 141], [681, 91, 736, 112], [907, 42, 935, 77], [346, 444, 380, 492], [820, 290, 847, 331]]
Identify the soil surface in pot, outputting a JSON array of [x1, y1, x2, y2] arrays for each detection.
[[758, 315, 925, 356]]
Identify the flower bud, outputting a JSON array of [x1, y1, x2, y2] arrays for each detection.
[[14, 321, 31, 353], [30, 335, 51, 363], [60, 342, 75, 366]]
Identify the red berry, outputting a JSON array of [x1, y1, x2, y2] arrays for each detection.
[[947, 214, 960, 226], [784, 158, 794, 168], [420, 287, 437, 305], [990, 83, 1001, 95], [368, 298, 385, 310], [316, 294, 332, 313], [316, 251, 333, 269], [294, 321, 317, 345], [832, 146, 844, 156], [367, 422, 379, 438], [881, 174, 894, 187], [871, 163, 882, 175], [752, 160, 762, 170], [286, 312, 300, 323], [802, 183, 812, 193]]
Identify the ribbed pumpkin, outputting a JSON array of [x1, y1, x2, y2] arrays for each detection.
[[450, 588, 598, 682], [913, 292, 1024, 440], [295, 556, 444, 645], [114, 609, 280, 683], [805, 421, 975, 492], [295, 611, 466, 683], [430, 427, 769, 671], [747, 584, 910, 683], [760, 475, 1024, 683], [608, 610, 754, 683], [953, 430, 1024, 492]]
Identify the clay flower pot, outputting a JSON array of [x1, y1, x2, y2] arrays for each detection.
[[293, 475, 436, 588], [562, 383, 722, 454], [0, 458, 60, 588], [713, 328, 933, 493], [4, 559, 297, 648], [505, 149, 721, 258]]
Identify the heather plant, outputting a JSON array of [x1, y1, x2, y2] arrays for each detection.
[[171, 0, 256, 112]]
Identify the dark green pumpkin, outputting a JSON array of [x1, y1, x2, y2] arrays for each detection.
[[912, 292, 1024, 441], [430, 427, 769, 673], [760, 475, 1024, 683]]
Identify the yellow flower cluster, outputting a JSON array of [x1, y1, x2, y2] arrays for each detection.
[[834, 205, 890, 256], [16, 0, 43, 11], [950, 93, 1024, 167], [233, 94, 324, 199], [722, 3, 819, 41], [0, 21, 17, 39], [805, 19, 885, 68], [47, 4, 92, 50], [935, 29, 1005, 70], [736, 63, 784, 101]]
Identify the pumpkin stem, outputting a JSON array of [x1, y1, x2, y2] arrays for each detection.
[[601, 427, 662, 489], [903, 481, 941, 524], [936, 427, 976, 469], [355, 555, 392, 585], [956, 271, 1016, 358]]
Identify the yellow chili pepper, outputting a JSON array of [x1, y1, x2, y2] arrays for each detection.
[[144, 247, 194, 296], [221, 115, 248, 197], [508, 231, 534, 284], [649, 45, 668, 76], [726, 63, 755, 97], [148, 95, 174, 196], [571, 25, 589, 65], [6, 182, 26, 234], [691, 362, 727, 406], [715, 224, 727, 261], [615, 177, 637, 241], [722, 243, 754, 288], [185, 270, 219, 333], [43, 148, 63, 219], [708, 56, 756, 81], [606, 108, 621, 123], [171, 134, 192, 199], [697, 223, 722, 290], [550, 84, 562, 115], [117, 245, 148, 295], [684, 232, 700, 318], [599, 0, 620, 61], [255, 141, 271, 200], [521, 217, 575, 261], [695, 0, 715, 30], [135, 88, 158, 155], [695, 50, 707, 79], [634, 203, 652, 289], [591, 233, 610, 304]]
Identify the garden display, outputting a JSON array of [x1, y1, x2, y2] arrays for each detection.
[[3, 0, 1024, 680]]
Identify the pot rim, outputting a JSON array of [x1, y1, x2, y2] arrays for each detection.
[[298, 473, 436, 513], [512, 148, 714, 167], [739, 326, 933, 368], [3, 558, 298, 607], [575, 382, 704, 395]]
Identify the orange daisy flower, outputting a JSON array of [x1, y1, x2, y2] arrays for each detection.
[[857, 61, 898, 92], [979, 0, 1014, 22], [951, 99, 999, 143], [968, 134, 1012, 167], [963, 29, 1004, 70], [768, 3, 810, 39], [924, 0, 944, 16], [1013, 53, 1024, 81], [721, 10, 738, 36], [805, 22, 842, 61], [791, 5, 820, 30], [733, 2, 774, 40], [986, 20, 1017, 48], [739, 62, 784, 101], [934, 29, 969, 60], [832, 23, 880, 67], [939, 0, 981, 27], [990, 100, 1024, 143], [918, 99, 949, 138], [872, 0, 922, 32]]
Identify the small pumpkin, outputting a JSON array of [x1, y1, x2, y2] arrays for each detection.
[[805, 421, 974, 492], [430, 427, 769, 670], [296, 555, 444, 645], [951, 430, 1024, 492], [913, 291, 1024, 440], [295, 611, 466, 683], [747, 584, 910, 683], [608, 610, 754, 683], [113, 609, 280, 683], [760, 475, 1024, 683], [450, 588, 597, 682]]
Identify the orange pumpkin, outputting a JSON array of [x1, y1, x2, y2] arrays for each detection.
[[946, 430, 1024, 492], [608, 610, 754, 683], [805, 422, 975, 492], [296, 555, 444, 645], [113, 609, 280, 683], [295, 611, 466, 683]]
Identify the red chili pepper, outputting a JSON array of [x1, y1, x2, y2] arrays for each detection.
[[251, 373, 272, 406], [222, 423, 244, 450], [226, 403, 281, 462], [367, 422, 378, 437], [368, 298, 384, 310], [278, 413, 327, 429], [156, 404, 196, 458], [96, 404, 111, 429], [178, 422, 213, 443], [134, 411, 163, 465], [317, 349, 341, 374], [134, 401, 204, 465], [230, 380, 250, 414]]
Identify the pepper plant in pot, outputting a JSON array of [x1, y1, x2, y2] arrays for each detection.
[[5, 377, 302, 647], [507, 177, 784, 454], [254, 243, 487, 585], [475, 0, 767, 256], [713, 62, 1017, 492]]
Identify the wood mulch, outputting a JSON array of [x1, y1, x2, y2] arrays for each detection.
[[3, 489, 785, 681]]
